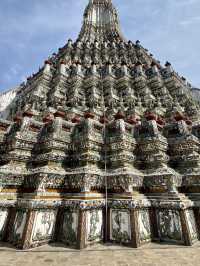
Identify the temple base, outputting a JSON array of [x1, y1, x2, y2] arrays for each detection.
[[0, 193, 199, 250]]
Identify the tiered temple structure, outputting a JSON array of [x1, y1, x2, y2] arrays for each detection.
[[0, 0, 200, 249]]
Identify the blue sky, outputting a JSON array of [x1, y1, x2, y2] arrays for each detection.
[[0, 0, 200, 92]]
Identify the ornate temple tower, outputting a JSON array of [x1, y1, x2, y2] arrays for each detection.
[[0, 0, 200, 249], [78, 0, 124, 42]]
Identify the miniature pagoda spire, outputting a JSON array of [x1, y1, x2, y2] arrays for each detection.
[[78, 0, 124, 42]]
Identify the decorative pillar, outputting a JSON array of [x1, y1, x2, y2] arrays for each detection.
[[149, 208, 159, 241], [103, 207, 110, 243], [53, 208, 64, 242], [77, 210, 87, 249], [21, 210, 36, 249], [130, 209, 140, 248], [3, 207, 16, 242], [180, 209, 193, 246]]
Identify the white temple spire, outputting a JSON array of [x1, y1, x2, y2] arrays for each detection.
[[78, 0, 125, 42]]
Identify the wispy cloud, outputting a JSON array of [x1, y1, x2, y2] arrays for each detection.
[[180, 16, 200, 26]]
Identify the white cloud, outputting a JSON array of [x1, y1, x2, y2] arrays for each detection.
[[180, 16, 200, 26]]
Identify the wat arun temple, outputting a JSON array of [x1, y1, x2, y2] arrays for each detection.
[[0, 0, 200, 249]]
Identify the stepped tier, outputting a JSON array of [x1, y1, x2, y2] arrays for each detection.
[[5, 47, 199, 124], [0, 0, 200, 250]]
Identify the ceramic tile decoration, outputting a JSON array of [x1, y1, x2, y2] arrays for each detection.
[[157, 210, 183, 243], [86, 209, 103, 243], [138, 210, 151, 243], [32, 210, 57, 242], [61, 211, 78, 245], [111, 210, 131, 243]]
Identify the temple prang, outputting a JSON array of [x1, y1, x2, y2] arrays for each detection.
[[0, 0, 200, 249]]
